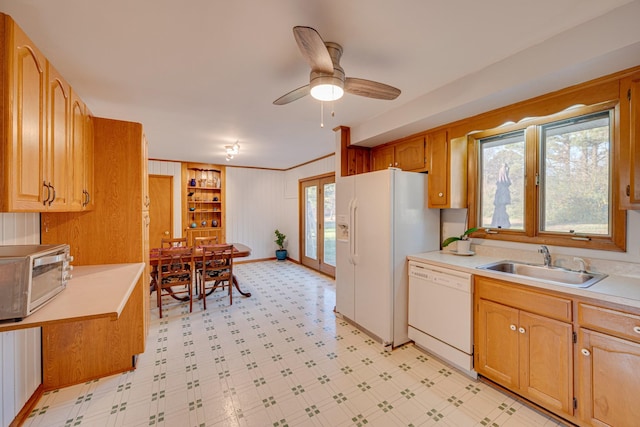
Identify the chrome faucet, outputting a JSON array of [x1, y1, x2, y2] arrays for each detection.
[[539, 245, 552, 267]]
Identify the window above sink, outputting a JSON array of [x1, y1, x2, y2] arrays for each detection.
[[467, 101, 626, 252]]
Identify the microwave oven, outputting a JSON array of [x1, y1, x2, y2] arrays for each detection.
[[0, 244, 73, 322]]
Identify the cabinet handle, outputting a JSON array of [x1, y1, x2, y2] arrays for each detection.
[[633, 326, 640, 334], [518, 327, 526, 334], [581, 348, 591, 356], [49, 183, 55, 206], [438, 192, 443, 197], [42, 181, 50, 205], [510, 324, 517, 331]]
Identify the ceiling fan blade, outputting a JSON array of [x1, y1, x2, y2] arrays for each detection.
[[293, 26, 334, 74], [273, 84, 310, 105], [344, 77, 401, 100]]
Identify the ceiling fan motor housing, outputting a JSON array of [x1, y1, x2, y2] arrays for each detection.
[[309, 42, 345, 101]]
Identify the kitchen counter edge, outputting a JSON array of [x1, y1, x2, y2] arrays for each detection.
[[408, 251, 640, 309], [0, 262, 145, 332]]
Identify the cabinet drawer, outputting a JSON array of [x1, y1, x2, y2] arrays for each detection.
[[578, 303, 640, 343], [476, 277, 572, 322]]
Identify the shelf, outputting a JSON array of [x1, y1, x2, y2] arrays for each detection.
[[186, 226, 222, 231], [183, 163, 225, 246], [187, 186, 220, 190]]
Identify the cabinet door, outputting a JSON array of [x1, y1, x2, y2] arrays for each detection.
[[46, 64, 70, 210], [8, 22, 47, 210], [371, 145, 395, 171], [427, 130, 449, 207], [395, 137, 425, 171], [83, 111, 95, 210], [578, 328, 640, 427], [519, 311, 573, 415], [69, 96, 95, 210], [476, 299, 519, 389], [142, 133, 150, 211], [627, 77, 640, 207], [69, 91, 86, 210]]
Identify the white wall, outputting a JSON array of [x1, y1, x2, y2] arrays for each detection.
[[0, 213, 42, 427]]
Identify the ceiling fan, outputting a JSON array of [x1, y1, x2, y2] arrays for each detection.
[[273, 26, 401, 105]]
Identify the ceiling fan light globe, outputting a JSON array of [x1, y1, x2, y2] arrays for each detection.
[[310, 74, 344, 101], [310, 84, 344, 101]]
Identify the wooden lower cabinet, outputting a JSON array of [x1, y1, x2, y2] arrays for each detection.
[[577, 329, 640, 426], [576, 303, 640, 427], [41, 276, 145, 390], [475, 276, 640, 426], [476, 298, 573, 415]]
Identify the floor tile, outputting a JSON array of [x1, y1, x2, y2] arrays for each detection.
[[23, 261, 569, 426]]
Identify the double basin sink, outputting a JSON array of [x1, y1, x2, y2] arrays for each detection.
[[476, 260, 607, 288]]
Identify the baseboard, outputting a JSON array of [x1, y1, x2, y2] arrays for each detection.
[[10, 383, 44, 427]]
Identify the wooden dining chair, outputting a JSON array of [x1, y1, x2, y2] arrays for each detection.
[[193, 236, 218, 290], [156, 246, 194, 318], [161, 237, 188, 248], [199, 244, 234, 308]]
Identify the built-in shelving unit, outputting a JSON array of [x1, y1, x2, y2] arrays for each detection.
[[182, 163, 225, 245]]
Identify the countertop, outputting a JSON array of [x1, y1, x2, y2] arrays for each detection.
[[0, 262, 145, 332], [408, 251, 640, 310]]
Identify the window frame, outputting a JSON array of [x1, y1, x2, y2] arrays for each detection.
[[467, 100, 626, 252]]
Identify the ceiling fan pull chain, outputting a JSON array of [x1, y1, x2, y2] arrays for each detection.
[[320, 101, 324, 128], [331, 100, 335, 118]]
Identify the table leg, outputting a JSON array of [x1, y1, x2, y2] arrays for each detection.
[[232, 275, 251, 298]]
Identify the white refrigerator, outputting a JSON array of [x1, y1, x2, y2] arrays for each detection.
[[335, 168, 440, 349]]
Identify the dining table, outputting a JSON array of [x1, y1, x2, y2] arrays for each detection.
[[148, 243, 252, 300]]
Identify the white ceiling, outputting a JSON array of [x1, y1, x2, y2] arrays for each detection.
[[1, 0, 639, 169]]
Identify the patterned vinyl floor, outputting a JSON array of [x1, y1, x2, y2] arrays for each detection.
[[24, 261, 566, 426]]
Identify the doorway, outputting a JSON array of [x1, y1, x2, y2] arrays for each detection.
[[149, 175, 174, 248], [300, 174, 335, 277]]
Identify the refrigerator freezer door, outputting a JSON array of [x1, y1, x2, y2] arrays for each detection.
[[335, 175, 355, 320], [353, 170, 393, 345]]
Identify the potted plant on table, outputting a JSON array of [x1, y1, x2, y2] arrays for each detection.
[[274, 229, 287, 261], [442, 227, 478, 254]]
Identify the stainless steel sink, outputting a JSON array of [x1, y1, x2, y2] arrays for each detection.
[[476, 260, 607, 288]]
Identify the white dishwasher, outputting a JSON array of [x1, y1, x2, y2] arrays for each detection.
[[408, 261, 475, 378]]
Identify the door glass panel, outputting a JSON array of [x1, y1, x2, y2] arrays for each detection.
[[305, 185, 317, 260], [323, 182, 336, 267]]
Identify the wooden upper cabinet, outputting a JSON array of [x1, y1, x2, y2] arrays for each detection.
[[0, 17, 48, 211], [46, 63, 70, 210], [142, 133, 150, 211], [619, 73, 640, 209], [69, 90, 91, 210], [371, 136, 426, 172], [395, 137, 426, 170], [428, 130, 467, 208], [371, 145, 395, 170], [0, 14, 93, 212]]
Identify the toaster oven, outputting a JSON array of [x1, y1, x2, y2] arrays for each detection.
[[0, 244, 73, 321]]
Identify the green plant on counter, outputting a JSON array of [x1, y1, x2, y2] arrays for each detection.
[[442, 227, 478, 247]]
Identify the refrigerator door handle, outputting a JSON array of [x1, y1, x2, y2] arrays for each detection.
[[351, 199, 358, 265]]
